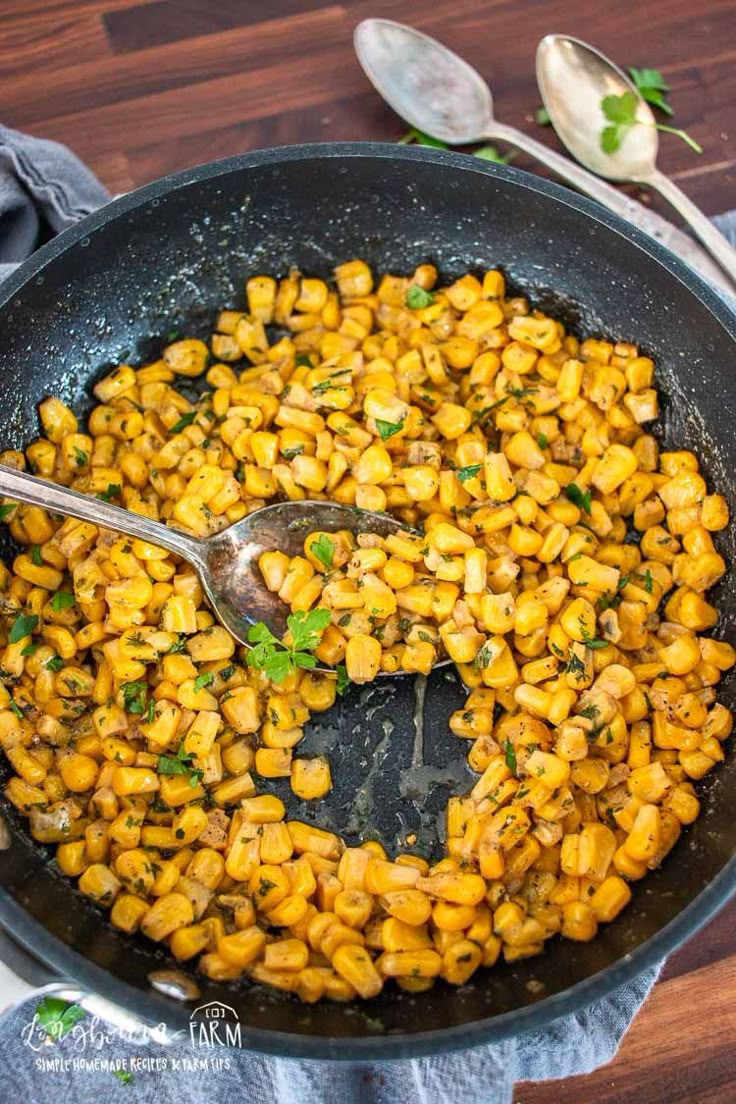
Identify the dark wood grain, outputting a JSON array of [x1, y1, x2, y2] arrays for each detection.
[[0, 3, 734, 1098]]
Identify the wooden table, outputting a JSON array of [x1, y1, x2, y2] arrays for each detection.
[[1, 2, 735, 1099]]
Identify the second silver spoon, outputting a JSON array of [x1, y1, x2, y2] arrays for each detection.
[[536, 34, 736, 284], [354, 18, 733, 295]]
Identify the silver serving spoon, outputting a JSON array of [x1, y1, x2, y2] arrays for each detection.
[[0, 466, 406, 649], [536, 34, 736, 284], [354, 18, 733, 296]]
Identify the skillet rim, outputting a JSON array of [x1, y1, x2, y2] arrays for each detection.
[[0, 141, 735, 1061]]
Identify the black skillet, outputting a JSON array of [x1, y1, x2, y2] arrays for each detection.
[[0, 144, 735, 1060]]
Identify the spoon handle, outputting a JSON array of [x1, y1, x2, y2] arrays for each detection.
[[489, 122, 734, 295], [642, 170, 736, 284], [0, 466, 203, 564]]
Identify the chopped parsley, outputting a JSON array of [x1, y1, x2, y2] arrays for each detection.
[[97, 483, 122, 502], [504, 739, 517, 775], [193, 671, 215, 693], [170, 411, 197, 434], [310, 534, 335, 570], [565, 483, 592, 514], [405, 285, 435, 310], [121, 680, 148, 715], [9, 613, 38, 643], [336, 664, 350, 696], [375, 418, 404, 441], [456, 464, 483, 484], [50, 592, 76, 612]]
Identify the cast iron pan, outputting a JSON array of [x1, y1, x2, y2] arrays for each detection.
[[0, 144, 734, 1060]]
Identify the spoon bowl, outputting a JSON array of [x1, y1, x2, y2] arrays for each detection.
[[353, 18, 733, 292], [536, 33, 736, 281], [354, 18, 493, 144], [194, 500, 410, 642], [536, 34, 658, 181], [0, 465, 408, 654]]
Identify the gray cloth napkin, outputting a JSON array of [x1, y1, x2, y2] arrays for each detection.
[[0, 966, 660, 1104], [0, 124, 109, 284], [0, 126, 731, 1104]]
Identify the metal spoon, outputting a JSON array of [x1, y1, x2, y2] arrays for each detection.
[[536, 34, 736, 284], [0, 466, 406, 647], [353, 18, 733, 295]]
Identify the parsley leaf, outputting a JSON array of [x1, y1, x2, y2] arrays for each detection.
[[0, 503, 16, 519], [46, 655, 64, 672], [600, 90, 702, 155], [504, 739, 517, 775], [473, 145, 514, 164], [121, 680, 148, 715], [400, 127, 448, 149], [157, 755, 191, 775], [375, 418, 404, 441], [535, 105, 551, 125], [295, 354, 313, 368], [537, 432, 548, 450], [629, 67, 673, 116], [456, 463, 483, 484], [472, 396, 509, 424], [336, 664, 350, 696], [165, 635, 187, 654], [474, 643, 493, 672], [51, 591, 76, 612], [405, 285, 435, 310], [565, 483, 592, 514], [310, 534, 335, 570], [193, 671, 214, 693], [73, 446, 88, 468], [97, 483, 122, 502], [35, 996, 85, 1040], [9, 613, 38, 643], [170, 411, 197, 434], [289, 609, 331, 652], [644, 568, 654, 594], [246, 609, 330, 684], [30, 544, 42, 567]]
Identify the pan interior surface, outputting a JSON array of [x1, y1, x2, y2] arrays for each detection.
[[0, 145, 735, 1058]]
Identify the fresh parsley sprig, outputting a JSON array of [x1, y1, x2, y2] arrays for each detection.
[[247, 609, 331, 684], [600, 90, 702, 155], [628, 67, 672, 115], [35, 996, 85, 1041]]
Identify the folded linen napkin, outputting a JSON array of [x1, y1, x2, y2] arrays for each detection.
[[0, 124, 731, 1104]]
